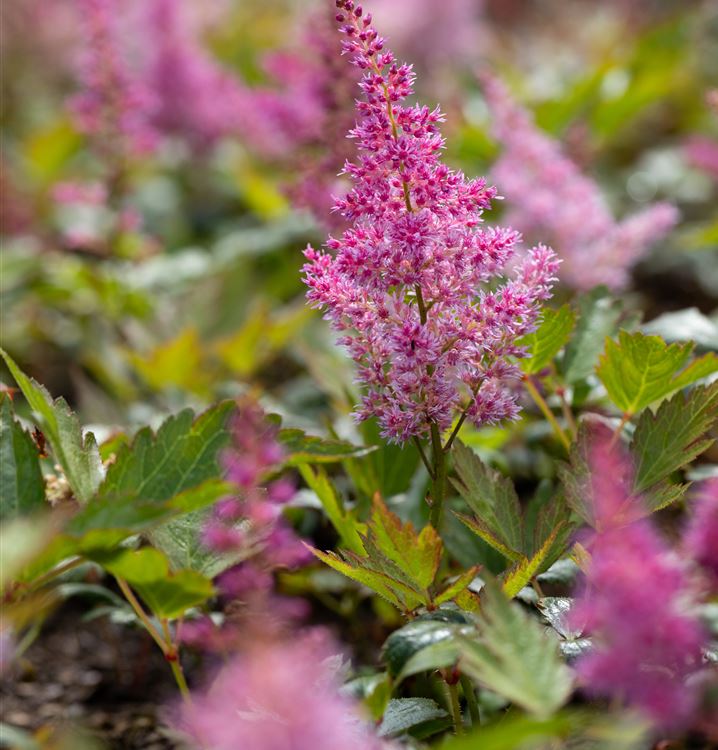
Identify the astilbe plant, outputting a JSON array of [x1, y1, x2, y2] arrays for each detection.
[[571, 438, 706, 729], [685, 478, 718, 587], [176, 630, 385, 750], [481, 73, 679, 291], [202, 398, 309, 601], [302, 0, 558, 525]]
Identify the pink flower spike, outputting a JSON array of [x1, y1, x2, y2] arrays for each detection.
[[480, 72, 678, 291], [302, 2, 558, 445], [685, 478, 718, 586], [571, 439, 705, 730]]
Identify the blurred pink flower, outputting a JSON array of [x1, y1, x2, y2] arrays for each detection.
[[302, 2, 558, 443], [685, 478, 718, 585], [70, 0, 158, 156], [684, 136, 718, 180], [481, 73, 678, 291], [176, 631, 383, 750], [140, 0, 245, 149], [203, 398, 309, 599], [571, 439, 705, 729]]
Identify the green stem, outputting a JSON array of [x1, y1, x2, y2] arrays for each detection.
[[459, 675, 481, 727], [412, 436, 435, 479], [161, 618, 191, 702], [28, 556, 85, 592], [522, 375, 571, 452], [447, 681, 464, 736], [429, 422, 447, 529], [116, 578, 191, 701]]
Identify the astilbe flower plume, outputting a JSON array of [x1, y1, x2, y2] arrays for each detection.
[[481, 73, 679, 291], [202, 399, 309, 600], [684, 478, 718, 587], [302, 1, 559, 444], [176, 631, 384, 750], [571, 438, 705, 729], [71, 0, 158, 158]]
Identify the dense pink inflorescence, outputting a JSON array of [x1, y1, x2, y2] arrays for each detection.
[[481, 73, 679, 291], [571, 439, 705, 729], [71, 0, 158, 157], [685, 478, 718, 585], [202, 399, 309, 599], [177, 632, 383, 750], [302, 1, 558, 443]]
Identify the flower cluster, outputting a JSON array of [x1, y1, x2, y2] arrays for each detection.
[[177, 631, 384, 750], [71, 0, 158, 158], [302, 1, 559, 443], [571, 438, 705, 728], [202, 399, 308, 599], [481, 73, 678, 291], [685, 478, 718, 586]]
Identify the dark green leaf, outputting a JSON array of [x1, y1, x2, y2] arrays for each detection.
[[459, 579, 573, 717], [1, 348, 102, 504], [377, 698, 449, 738], [278, 427, 374, 465], [100, 402, 234, 503], [0, 395, 45, 519], [631, 383, 718, 492]]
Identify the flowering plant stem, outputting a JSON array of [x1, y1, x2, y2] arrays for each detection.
[[522, 375, 571, 452], [115, 577, 191, 701], [429, 423, 448, 528], [446, 680, 464, 735], [459, 675, 482, 726]]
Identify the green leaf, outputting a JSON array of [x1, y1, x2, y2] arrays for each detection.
[[100, 402, 234, 503], [383, 613, 474, 679], [631, 383, 718, 493], [91, 547, 214, 619], [278, 427, 374, 466], [0, 395, 45, 519], [377, 698, 449, 739], [518, 305, 575, 374], [562, 288, 623, 384], [501, 523, 568, 598], [0, 722, 42, 750], [369, 494, 442, 590], [298, 464, 366, 554], [1, 348, 102, 504], [459, 579, 573, 718], [434, 567, 480, 606], [596, 330, 718, 417], [452, 441, 523, 557], [441, 712, 575, 750]]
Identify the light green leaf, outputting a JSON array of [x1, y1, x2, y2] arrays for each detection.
[[519, 305, 575, 374], [596, 330, 718, 417], [434, 566, 480, 606], [562, 288, 623, 384], [1, 348, 102, 504], [298, 464, 366, 554], [377, 698, 449, 739], [100, 402, 234, 503], [0, 395, 45, 519], [501, 524, 567, 598], [631, 383, 718, 493], [91, 547, 214, 619], [459, 579, 573, 717]]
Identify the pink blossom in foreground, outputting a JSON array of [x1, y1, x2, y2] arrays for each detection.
[[685, 478, 718, 586], [684, 136, 718, 180], [571, 440, 705, 729], [302, 1, 558, 443], [481, 73, 678, 291], [177, 632, 383, 750], [70, 0, 158, 157], [202, 399, 309, 599], [140, 0, 245, 149]]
